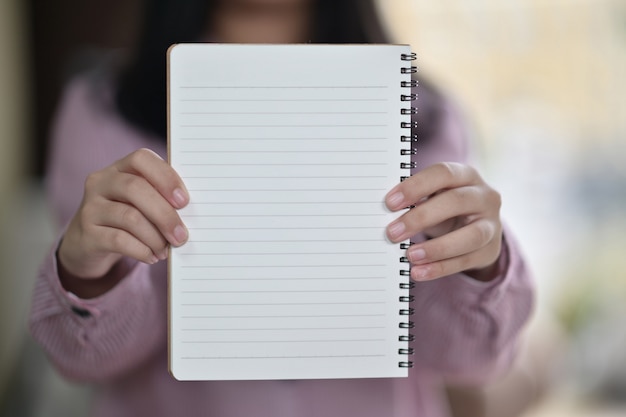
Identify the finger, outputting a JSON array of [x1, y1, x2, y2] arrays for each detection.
[[410, 254, 475, 282], [95, 225, 161, 266], [410, 246, 501, 281], [406, 218, 498, 267], [116, 148, 189, 209], [422, 218, 457, 240], [407, 221, 500, 281], [97, 201, 170, 260], [100, 172, 188, 247], [386, 185, 484, 242], [385, 162, 481, 211]]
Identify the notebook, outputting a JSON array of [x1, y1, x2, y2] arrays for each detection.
[[168, 43, 417, 381]]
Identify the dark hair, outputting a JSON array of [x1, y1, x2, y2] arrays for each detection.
[[115, 0, 440, 139]]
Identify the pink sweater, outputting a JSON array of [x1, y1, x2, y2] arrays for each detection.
[[30, 75, 534, 417]]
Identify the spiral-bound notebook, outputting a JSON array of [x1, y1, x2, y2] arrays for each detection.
[[168, 43, 416, 381]]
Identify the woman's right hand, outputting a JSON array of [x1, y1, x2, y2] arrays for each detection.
[[57, 148, 189, 297]]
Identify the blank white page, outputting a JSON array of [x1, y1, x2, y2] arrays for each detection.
[[168, 43, 413, 381]]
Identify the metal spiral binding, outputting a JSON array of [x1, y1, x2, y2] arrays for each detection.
[[399, 51, 418, 370]]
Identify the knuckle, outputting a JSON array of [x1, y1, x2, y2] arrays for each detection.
[[77, 195, 105, 227], [488, 238, 502, 263], [133, 147, 150, 161], [107, 229, 128, 253], [437, 162, 458, 182], [139, 245, 156, 263], [108, 229, 152, 262], [127, 148, 155, 168], [70, 213, 91, 241], [146, 207, 179, 240], [440, 161, 467, 180], [473, 221, 494, 245], [488, 188, 502, 211], [451, 186, 471, 206], [127, 151, 143, 168], [457, 255, 475, 273], [84, 170, 104, 192], [155, 240, 169, 255], [161, 166, 182, 190], [119, 204, 142, 226], [431, 262, 446, 279], [436, 162, 481, 186], [78, 201, 97, 225], [163, 212, 183, 234], [465, 164, 479, 179], [122, 174, 146, 195]]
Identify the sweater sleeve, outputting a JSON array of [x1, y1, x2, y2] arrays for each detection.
[[29, 75, 168, 382], [411, 227, 534, 383], [408, 96, 535, 383]]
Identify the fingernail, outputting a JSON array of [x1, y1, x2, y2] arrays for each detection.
[[412, 266, 430, 281], [386, 192, 404, 209], [173, 225, 188, 245], [387, 221, 406, 240], [148, 255, 159, 265], [408, 248, 426, 263], [172, 188, 188, 208], [157, 247, 169, 261]]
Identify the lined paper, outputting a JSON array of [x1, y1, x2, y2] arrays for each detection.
[[168, 44, 412, 380]]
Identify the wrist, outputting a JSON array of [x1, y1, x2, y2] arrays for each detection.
[[464, 236, 509, 282], [464, 260, 500, 282], [57, 248, 129, 299]]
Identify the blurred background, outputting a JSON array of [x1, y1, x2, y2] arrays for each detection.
[[0, 0, 624, 416]]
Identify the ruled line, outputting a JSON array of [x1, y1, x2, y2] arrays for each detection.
[[178, 137, 387, 141], [180, 163, 387, 166], [180, 85, 389, 89], [187, 226, 382, 230], [180, 98, 389, 102], [179, 124, 387, 128], [182, 326, 386, 331], [180, 111, 388, 115], [180, 264, 386, 269], [187, 239, 383, 242], [179, 150, 387, 153], [180, 289, 385, 294], [182, 339, 385, 344], [178, 252, 385, 256], [185, 188, 386, 192], [182, 214, 385, 218], [180, 303, 385, 309], [180, 276, 386, 281], [187, 201, 383, 205], [183, 176, 387, 179], [181, 313, 384, 318], [180, 354, 385, 360]]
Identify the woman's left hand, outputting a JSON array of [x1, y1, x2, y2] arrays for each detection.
[[385, 162, 503, 282]]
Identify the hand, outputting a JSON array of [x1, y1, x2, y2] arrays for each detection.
[[58, 148, 189, 295], [385, 162, 503, 282]]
